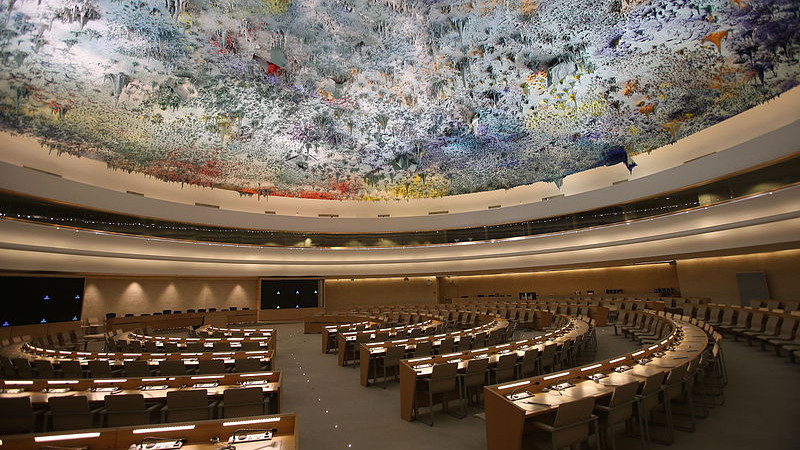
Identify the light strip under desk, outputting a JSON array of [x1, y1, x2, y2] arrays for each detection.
[[407, 357, 432, 363], [48, 380, 79, 385], [142, 377, 167, 382], [580, 364, 603, 372], [132, 424, 195, 434], [632, 350, 645, 357], [223, 417, 281, 426], [497, 380, 530, 390], [542, 371, 571, 381], [191, 375, 224, 380], [239, 372, 273, 377], [609, 357, 626, 364], [35, 432, 101, 442], [94, 379, 127, 383]]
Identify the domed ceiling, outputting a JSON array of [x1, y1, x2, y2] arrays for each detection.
[[0, 0, 797, 201]]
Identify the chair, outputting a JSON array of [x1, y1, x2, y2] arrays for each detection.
[[234, 358, 263, 373], [594, 382, 645, 450], [490, 353, 518, 384], [47, 396, 98, 431], [124, 360, 152, 377], [379, 345, 405, 388], [239, 340, 261, 351], [185, 341, 205, 352], [456, 335, 473, 351], [0, 397, 40, 434], [634, 371, 667, 446], [59, 360, 85, 378], [162, 342, 179, 353], [161, 389, 215, 422], [159, 360, 188, 376], [458, 357, 489, 415], [88, 360, 118, 378], [33, 360, 56, 379], [218, 387, 268, 418], [437, 337, 455, 354], [11, 358, 34, 378], [540, 343, 558, 374], [526, 397, 599, 450], [415, 362, 461, 426], [516, 348, 539, 379], [213, 342, 231, 352], [104, 394, 160, 426], [197, 359, 227, 375], [414, 341, 433, 357]]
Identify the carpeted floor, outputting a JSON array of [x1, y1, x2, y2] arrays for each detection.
[[272, 323, 799, 450]]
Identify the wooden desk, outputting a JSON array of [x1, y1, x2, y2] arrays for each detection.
[[321, 321, 377, 353], [121, 331, 274, 350], [398, 318, 588, 421], [483, 313, 708, 450], [304, 314, 380, 334], [336, 320, 443, 367], [0, 413, 297, 450]]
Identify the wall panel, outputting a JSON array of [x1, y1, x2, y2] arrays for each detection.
[[676, 249, 800, 304], [324, 277, 438, 309], [82, 277, 258, 319]]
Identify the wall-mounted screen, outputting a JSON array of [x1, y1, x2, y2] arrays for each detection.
[[0, 277, 84, 326], [260, 279, 320, 309]]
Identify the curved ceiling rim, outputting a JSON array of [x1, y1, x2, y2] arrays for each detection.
[[3, 176, 798, 250], [2, 217, 798, 278], [1, 118, 798, 234], [1, 184, 797, 266]]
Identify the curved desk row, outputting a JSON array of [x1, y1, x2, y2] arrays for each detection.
[[336, 319, 445, 366], [398, 316, 591, 422], [483, 312, 708, 450], [0, 413, 297, 450], [0, 371, 281, 412]]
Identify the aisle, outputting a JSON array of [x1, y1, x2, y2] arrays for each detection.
[[275, 323, 486, 450]]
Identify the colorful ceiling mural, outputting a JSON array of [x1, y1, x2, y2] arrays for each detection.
[[0, 0, 797, 200]]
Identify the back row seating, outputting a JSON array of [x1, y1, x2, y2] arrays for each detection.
[[0, 387, 270, 434]]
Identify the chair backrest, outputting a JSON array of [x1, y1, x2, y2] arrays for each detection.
[[778, 318, 798, 339], [197, 359, 226, 375], [88, 360, 114, 378], [234, 358, 262, 373], [414, 341, 432, 357], [49, 395, 92, 431], [736, 310, 751, 327], [11, 358, 33, 378], [0, 397, 36, 434], [159, 360, 187, 376], [457, 335, 472, 351], [239, 341, 260, 351], [520, 348, 539, 377], [222, 387, 264, 418], [721, 308, 735, 324], [494, 353, 517, 383], [165, 390, 209, 422], [33, 359, 56, 379], [384, 346, 406, 366], [145, 341, 159, 353], [213, 342, 231, 351], [439, 337, 455, 354], [105, 394, 149, 426], [428, 362, 458, 395], [124, 360, 151, 377], [553, 396, 595, 428], [162, 342, 179, 352], [59, 360, 84, 378], [763, 315, 781, 334], [609, 381, 639, 408], [748, 312, 765, 331], [186, 341, 205, 352]]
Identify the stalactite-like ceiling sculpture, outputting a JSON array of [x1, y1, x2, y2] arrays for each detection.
[[0, 0, 797, 200]]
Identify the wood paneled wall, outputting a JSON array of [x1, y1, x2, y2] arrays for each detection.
[[82, 277, 258, 319]]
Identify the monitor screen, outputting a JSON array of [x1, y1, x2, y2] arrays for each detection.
[[0, 277, 84, 326], [260, 279, 319, 309]]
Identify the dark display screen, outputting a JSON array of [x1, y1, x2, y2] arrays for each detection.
[[0, 277, 84, 326], [260, 279, 319, 309]]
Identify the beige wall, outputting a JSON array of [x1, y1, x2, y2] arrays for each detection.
[[83, 277, 259, 319], [441, 263, 680, 300], [324, 277, 438, 309], [676, 249, 800, 304]]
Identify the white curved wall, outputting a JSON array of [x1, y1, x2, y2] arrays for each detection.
[[1, 184, 797, 277], [0, 87, 797, 233]]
